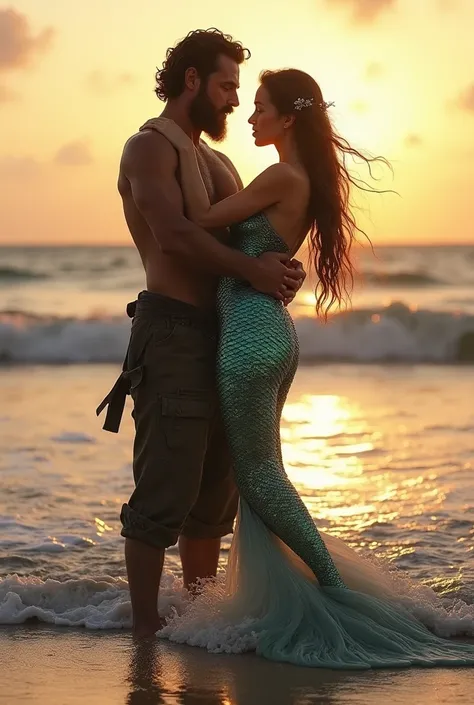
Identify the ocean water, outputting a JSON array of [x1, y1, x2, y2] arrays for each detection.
[[0, 244, 473, 633], [1, 244, 474, 363]]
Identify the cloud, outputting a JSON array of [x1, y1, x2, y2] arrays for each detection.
[[0, 8, 54, 72], [0, 155, 41, 179], [0, 139, 93, 180], [0, 83, 18, 103], [85, 70, 135, 94], [404, 134, 423, 148], [455, 83, 474, 113], [54, 140, 93, 166], [327, 0, 396, 23], [365, 62, 385, 79]]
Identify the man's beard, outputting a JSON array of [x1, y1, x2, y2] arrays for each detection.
[[189, 85, 232, 142]]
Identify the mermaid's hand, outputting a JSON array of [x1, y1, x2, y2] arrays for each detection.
[[249, 253, 304, 301], [139, 117, 193, 151], [283, 259, 306, 306]]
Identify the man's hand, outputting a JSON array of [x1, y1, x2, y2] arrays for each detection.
[[283, 258, 306, 306], [247, 252, 305, 301]]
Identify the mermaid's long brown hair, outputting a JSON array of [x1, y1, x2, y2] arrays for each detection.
[[260, 69, 390, 316]]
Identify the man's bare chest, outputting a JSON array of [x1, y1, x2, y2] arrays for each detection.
[[195, 145, 238, 204]]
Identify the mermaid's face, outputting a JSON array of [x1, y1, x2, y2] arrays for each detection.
[[248, 85, 286, 147]]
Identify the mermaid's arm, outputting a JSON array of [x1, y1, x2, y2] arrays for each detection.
[[181, 160, 296, 229]]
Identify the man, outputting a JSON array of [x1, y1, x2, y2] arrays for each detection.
[[97, 28, 305, 638]]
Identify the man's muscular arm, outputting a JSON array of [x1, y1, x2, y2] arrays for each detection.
[[121, 131, 300, 297]]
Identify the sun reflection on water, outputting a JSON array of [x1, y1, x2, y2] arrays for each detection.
[[94, 517, 113, 537], [282, 394, 366, 491], [279, 392, 437, 542], [279, 388, 456, 565]]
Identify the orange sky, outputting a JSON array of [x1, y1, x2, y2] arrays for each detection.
[[1, 0, 473, 245]]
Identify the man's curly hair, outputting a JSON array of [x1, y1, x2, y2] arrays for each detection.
[[155, 28, 250, 102]]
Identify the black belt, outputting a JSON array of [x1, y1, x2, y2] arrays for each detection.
[[95, 300, 137, 433]]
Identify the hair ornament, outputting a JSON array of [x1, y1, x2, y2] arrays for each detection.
[[294, 97, 313, 111], [293, 97, 335, 111]]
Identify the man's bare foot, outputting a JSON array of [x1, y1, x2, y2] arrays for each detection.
[[132, 616, 166, 639]]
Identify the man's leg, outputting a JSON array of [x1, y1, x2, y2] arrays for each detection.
[[180, 412, 238, 590], [120, 306, 217, 636], [125, 538, 165, 637], [117, 314, 173, 638], [122, 377, 211, 636], [178, 536, 221, 590]]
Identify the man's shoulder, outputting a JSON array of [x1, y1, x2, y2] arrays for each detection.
[[121, 127, 178, 172], [123, 128, 175, 156]]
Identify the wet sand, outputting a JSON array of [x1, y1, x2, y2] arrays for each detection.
[[1, 625, 474, 705]]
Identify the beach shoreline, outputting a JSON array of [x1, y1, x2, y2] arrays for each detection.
[[1, 624, 474, 705]]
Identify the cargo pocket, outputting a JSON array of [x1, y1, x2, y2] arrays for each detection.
[[161, 393, 213, 450]]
